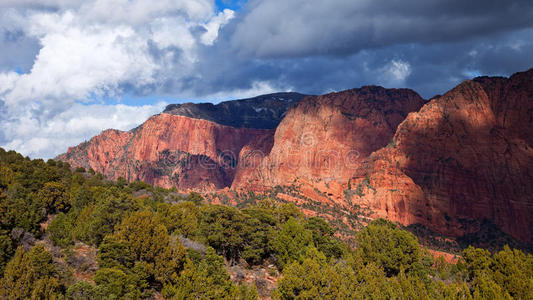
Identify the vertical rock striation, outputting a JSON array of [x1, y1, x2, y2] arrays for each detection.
[[349, 69, 533, 243]]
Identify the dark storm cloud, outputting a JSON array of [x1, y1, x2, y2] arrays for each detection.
[[226, 0, 533, 58], [177, 28, 532, 99], [173, 0, 533, 99]]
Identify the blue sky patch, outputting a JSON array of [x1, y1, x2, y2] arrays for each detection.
[[216, 0, 246, 11]]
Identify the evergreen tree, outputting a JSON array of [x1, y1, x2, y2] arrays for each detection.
[[355, 218, 421, 276], [0, 233, 13, 275], [491, 245, 533, 299], [48, 212, 74, 247], [269, 217, 313, 269], [167, 248, 239, 299], [0, 245, 63, 299], [199, 205, 246, 262], [66, 280, 96, 300], [38, 181, 71, 213]]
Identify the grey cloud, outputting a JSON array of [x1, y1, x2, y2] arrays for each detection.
[[227, 0, 533, 58], [0, 30, 40, 73], [180, 27, 533, 99], [0, 0, 84, 10]]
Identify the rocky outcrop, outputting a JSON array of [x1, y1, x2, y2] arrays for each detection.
[[348, 69, 533, 243], [58, 92, 307, 190], [58, 113, 273, 191], [232, 86, 426, 190], [163, 92, 307, 129]]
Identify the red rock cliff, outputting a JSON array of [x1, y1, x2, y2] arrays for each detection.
[[349, 69, 533, 243], [58, 113, 273, 191], [232, 86, 426, 190]]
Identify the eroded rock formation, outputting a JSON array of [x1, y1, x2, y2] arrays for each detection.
[[232, 86, 425, 189], [58, 114, 273, 190], [348, 70, 533, 243]]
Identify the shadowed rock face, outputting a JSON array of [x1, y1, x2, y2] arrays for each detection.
[[163, 92, 307, 129], [349, 69, 533, 243]]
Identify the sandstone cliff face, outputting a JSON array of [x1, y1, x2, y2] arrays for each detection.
[[58, 113, 273, 191], [232, 86, 426, 190], [349, 70, 533, 243]]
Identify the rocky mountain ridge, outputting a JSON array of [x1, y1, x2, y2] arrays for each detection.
[[58, 114, 273, 190], [163, 92, 307, 129], [57, 69, 533, 245]]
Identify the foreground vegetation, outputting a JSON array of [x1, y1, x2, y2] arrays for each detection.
[[0, 148, 532, 299]]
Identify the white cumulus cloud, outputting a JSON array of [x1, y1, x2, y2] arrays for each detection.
[[379, 59, 412, 87], [1, 102, 167, 159], [0, 0, 234, 159]]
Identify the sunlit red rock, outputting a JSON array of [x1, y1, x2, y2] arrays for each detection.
[[232, 86, 426, 190], [350, 69, 533, 243], [58, 114, 273, 191]]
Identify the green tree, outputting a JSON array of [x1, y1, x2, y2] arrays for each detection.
[[355, 218, 421, 276], [0, 245, 63, 299], [168, 248, 238, 299], [2, 183, 45, 234], [94, 267, 140, 299], [234, 283, 259, 300], [393, 270, 431, 299], [462, 246, 492, 280], [73, 187, 139, 246], [269, 217, 313, 269], [70, 185, 93, 213], [48, 212, 74, 247], [491, 246, 533, 299], [186, 192, 205, 205], [38, 181, 71, 213], [111, 211, 187, 285], [428, 280, 472, 300], [472, 272, 511, 300], [97, 235, 136, 270], [66, 280, 96, 300], [157, 201, 199, 237], [0, 233, 13, 275], [239, 212, 274, 265], [0, 165, 14, 189], [351, 262, 400, 299], [71, 172, 86, 192], [199, 205, 246, 262], [275, 247, 359, 299], [304, 217, 343, 259], [276, 203, 304, 223]]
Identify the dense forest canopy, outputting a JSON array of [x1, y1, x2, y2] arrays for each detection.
[[0, 147, 532, 299]]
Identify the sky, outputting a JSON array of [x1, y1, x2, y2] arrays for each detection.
[[1, 0, 533, 159]]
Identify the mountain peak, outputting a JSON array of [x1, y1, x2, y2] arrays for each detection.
[[163, 92, 308, 129]]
